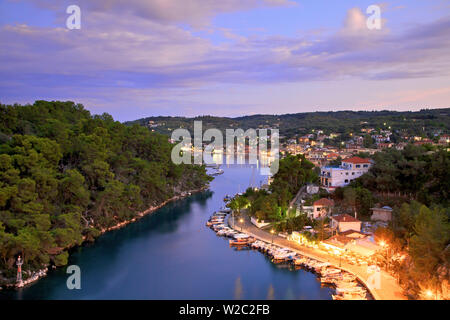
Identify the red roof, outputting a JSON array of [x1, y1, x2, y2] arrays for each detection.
[[331, 214, 360, 223], [326, 152, 339, 158], [339, 230, 367, 237], [314, 198, 334, 207], [342, 156, 371, 164]]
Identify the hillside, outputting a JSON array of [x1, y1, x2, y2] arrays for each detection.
[[0, 101, 211, 282], [125, 109, 450, 139]]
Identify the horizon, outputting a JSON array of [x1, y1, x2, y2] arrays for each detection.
[[126, 106, 450, 122], [1, 0, 450, 121]]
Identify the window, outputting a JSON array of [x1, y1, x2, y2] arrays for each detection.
[[345, 179, 349, 183], [356, 164, 360, 168], [363, 164, 368, 168]]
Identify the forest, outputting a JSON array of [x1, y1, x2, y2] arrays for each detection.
[[127, 108, 450, 140], [228, 154, 318, 231], [0, 101, 211, 282]]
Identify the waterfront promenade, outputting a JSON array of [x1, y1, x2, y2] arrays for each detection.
[[230, 215, 407, 300]]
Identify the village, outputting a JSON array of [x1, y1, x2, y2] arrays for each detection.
[[207, 125, 450, 300]]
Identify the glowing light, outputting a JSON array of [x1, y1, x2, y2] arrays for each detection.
[[426, 290, 434, 298]]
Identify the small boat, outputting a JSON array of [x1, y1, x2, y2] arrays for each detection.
[[211, 169, 224, 176], [321, 268, 341, 276], [229, 239, 249, 246], [335, 286, 366, 295]]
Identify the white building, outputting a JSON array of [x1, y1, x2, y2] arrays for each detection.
[[331, 214, 362, 233], [320, 156, 372, 190]]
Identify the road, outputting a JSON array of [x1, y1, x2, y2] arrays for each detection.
[[230, 214, 407, 300]]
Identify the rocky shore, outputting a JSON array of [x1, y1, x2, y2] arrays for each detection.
[[0, 186, 208, 290]]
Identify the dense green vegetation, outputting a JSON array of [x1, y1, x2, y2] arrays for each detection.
[[354, 144, 449, 207], [127, 109, 450, 141], [228, 154, 318, 230], [0, 101, 211, 282], [334, 145, 450, 298], [372, 202, 450, 298]]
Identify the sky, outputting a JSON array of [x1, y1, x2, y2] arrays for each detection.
[[0, 0, 449, 122]]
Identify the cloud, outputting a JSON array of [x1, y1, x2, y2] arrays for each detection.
[[1, 4, 450, 118], [22, 0, 295, 26]]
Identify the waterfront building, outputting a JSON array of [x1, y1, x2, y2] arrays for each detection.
[[331, 214, 361, 233], [320, 157, 372, 190]]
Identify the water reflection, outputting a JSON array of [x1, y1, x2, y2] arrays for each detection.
[[267, 284, 275, 300], [234, 277, 243, 300], [1, 164, 332, 300]]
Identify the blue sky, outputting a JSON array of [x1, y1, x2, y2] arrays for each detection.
[[1, 0, 449, 121]]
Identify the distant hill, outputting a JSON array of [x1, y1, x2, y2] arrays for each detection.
[[125, 108, 450, 139]]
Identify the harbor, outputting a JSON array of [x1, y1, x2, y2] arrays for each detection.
[[206, 210, 373, 300], [1, 162, 334, 300]]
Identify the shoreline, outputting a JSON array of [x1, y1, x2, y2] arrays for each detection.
[[100, 186, 209, 234], [1, 185, 209, 290], [227, 214, 405, 300]]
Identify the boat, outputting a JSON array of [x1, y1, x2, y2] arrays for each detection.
[[229, 239, 249, 246], [321, 268, 341, 276], [211, 169, 224, 176], [335, 286, 366, 295]]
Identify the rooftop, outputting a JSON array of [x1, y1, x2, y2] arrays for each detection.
[[313, 198, 334, 207], [342, 156, 371, 164], [339, 230, 367, 237], [331, 214, 361, 223]]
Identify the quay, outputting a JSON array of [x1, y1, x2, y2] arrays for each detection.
[[228, 214, 407, 300]]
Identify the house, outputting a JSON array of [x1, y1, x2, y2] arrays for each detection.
[[331, 214, 361, 233], [396, 142, 408, 150], [414, 138, 433, 146], [298, 136, 310, 144], [371, 206, 393, 222], [321, 233, 380, 257], [339, 229, 367, 239], [320, 157, 372, 190], [377, 142, 393, 149], [345, 238, 382, 257], [300, 205, 314, 217], [326, 152, 340, 161], [321, 235, 352, 251], [439, 134, 450, 145], [312, 198, 334, 219]]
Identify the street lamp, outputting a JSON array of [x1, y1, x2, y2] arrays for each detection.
[[425, 289, 438, 300], [239, 218, 244, 231], [270, 229, 275, 244]]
